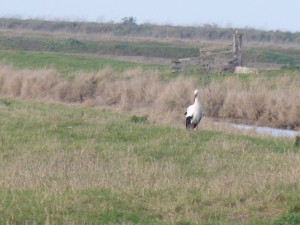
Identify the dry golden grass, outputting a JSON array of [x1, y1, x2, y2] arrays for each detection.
[[204, 76, 300, 129]]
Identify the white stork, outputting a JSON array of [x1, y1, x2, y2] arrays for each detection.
[[184, 89, 203, 130]]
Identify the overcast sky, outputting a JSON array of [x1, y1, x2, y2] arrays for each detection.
[[0, 0, 299, 32]]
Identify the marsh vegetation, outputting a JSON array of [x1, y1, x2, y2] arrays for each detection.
[[0, 18, 300, 224]]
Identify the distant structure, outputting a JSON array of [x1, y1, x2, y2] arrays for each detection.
[[171, 31, 244, 73], [233, 30, 243, 67]]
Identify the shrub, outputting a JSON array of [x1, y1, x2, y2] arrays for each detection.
[[130, 115, 148, 123]]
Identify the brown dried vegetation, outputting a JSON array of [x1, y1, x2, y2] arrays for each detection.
[[0, 65, 299, 129]]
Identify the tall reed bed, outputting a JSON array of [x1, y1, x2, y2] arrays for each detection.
[[201, 75, 300, 129], [0, 65, 299, 129]]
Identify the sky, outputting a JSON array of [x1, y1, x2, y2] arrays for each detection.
[[0, 0, 299, 32]]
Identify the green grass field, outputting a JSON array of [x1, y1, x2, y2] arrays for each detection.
[[0, 99, 299, 224], [1, 23, 300, 225], [0, 50, 167, 78]]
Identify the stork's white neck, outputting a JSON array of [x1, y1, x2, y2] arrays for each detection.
[[194, 95, 200, 104]]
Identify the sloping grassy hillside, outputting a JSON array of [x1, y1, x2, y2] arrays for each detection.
[[0, 99, 299, 224], [0, 27, 201, 60], [0, 35, 199, 59]]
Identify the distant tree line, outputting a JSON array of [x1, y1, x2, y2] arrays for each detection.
[[0, 18, 299, 44]]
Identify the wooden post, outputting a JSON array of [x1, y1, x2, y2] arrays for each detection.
[[233, 30, 243, 67]]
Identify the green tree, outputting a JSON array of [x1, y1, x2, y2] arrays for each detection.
[[121, 17, 137, 25]]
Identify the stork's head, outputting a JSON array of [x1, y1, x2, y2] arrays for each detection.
[[194, 89, 199, 99]]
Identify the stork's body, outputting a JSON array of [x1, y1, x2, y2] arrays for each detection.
[[185, 90, 203, 130]]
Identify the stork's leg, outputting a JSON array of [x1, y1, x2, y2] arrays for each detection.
[[192, 124, 199, 130], [192, 124, 197, 130]]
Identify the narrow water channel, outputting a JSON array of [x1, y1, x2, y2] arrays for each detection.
[[229, 123, 300, 138]]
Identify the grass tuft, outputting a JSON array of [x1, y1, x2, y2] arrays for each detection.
[[130, 115, 148, 123]]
